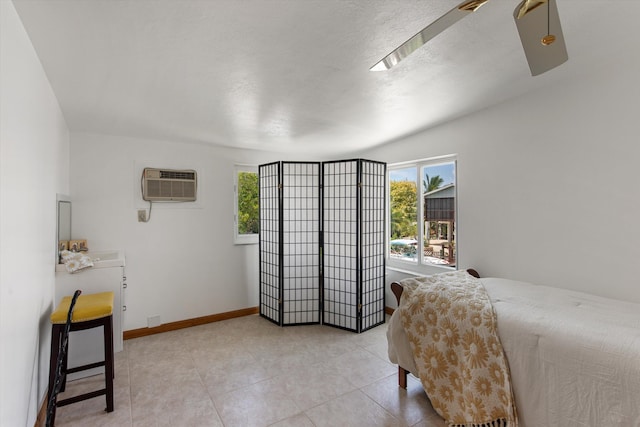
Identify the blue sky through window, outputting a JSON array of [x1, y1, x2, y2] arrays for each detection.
[[390, 163, 455, 186]]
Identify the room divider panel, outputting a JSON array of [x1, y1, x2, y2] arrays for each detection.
[[322, 159, 386, 332], [359, 160, 387, 331], [259, 161, 321, 326], [259, 159, 385, 332], [258, 161, 281, 324]]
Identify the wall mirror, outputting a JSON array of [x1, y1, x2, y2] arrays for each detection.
[[57, 194, 71, 263]]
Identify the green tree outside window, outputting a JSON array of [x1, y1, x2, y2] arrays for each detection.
[[237, 171, 259, 234], [390, 180, 417, 240]]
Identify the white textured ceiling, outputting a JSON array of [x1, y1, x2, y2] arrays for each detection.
[[12, 0, 638, 156]]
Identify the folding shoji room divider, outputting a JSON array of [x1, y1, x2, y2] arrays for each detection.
[[259, 159, 386, 333]]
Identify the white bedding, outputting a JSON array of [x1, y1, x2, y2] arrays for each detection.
[[388, 277, 640, 427]]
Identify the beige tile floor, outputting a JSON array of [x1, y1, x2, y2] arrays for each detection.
[[53, 314, 446, 426]]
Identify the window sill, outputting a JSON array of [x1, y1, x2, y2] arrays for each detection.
[[234, 235, 258, 245], [386, 259, 455, 277]]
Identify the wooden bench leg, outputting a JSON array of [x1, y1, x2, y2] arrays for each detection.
[[399, 366, 408, 389]]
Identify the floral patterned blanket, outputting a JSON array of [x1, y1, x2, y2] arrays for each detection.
[[397, 271, 518, 427], [60, 250, 94, 273]]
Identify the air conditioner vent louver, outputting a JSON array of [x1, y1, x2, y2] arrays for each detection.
[[142, 168, 197, 202], [159, 170, 195, 180]]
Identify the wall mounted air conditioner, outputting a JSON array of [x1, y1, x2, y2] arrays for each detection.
[[142, 168, 197, 202]]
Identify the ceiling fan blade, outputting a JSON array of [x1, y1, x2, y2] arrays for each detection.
[[514, 0, 568, 76], [370, 0, 489, 71]]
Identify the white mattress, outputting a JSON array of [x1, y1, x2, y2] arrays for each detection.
[[387, 277, 640, 427]]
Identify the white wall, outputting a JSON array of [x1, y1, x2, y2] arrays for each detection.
[[69, 133, 293, 330], [0, 2, 70, 425], [362, 57, 640, 304]]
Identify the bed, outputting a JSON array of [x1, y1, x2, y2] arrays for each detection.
[[387, 270, 640, 427]]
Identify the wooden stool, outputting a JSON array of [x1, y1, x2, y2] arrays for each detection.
[[47, 291, 115, 425]]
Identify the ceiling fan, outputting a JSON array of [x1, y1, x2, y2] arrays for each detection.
[[370, 0, 568, 76]]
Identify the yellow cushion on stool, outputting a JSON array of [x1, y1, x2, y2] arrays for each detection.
[[51, 291, 114, 324]]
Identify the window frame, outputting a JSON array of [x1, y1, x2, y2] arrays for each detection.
[[387, 155, 458, 275], [234, 164, 259, 245]]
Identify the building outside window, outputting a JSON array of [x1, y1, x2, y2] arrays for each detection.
[[388, 157, 456, 271]]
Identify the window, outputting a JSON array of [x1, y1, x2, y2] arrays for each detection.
[[388, 157, 456, 272], [234, 165, 259, 244]]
